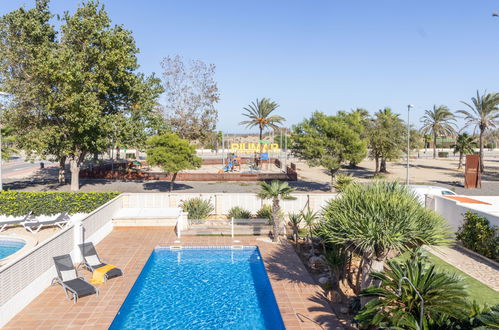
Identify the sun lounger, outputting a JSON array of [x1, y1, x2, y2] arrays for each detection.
[[0, 213, 32, 232], [52, 254, 98, 303], [78, 242, 123, 281], [22, 212, 71, 234]]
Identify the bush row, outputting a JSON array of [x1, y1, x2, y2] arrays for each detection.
[[0, 191, 121, 216], [180, 197, 273, 220], [456, 211, 498, 262]]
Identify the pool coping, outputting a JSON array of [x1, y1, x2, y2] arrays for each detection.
[[0, 233, 38, 267]]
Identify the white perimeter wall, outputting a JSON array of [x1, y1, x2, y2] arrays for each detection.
[[430, 195, 499, 233]]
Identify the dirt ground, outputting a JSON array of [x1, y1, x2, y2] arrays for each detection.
[[293, 156, 499, 185]]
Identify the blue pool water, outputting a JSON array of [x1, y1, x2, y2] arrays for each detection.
[[110, 247, 285, 330], [0, 239, 25, 259]]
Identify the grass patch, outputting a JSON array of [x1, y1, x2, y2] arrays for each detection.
[[395, 250, 499, 307]]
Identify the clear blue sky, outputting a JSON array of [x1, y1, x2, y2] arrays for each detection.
[[2, 0, 499, 133]]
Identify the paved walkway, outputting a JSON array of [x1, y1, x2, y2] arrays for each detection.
[[426, 245, 499, 291], [5, 227, 346, 329]]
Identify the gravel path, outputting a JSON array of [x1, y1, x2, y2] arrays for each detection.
[[426, 245, 499, 291]]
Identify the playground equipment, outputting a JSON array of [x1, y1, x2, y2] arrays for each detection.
[[219, 153, 241, 173]]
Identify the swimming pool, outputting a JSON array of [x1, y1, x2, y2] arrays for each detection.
[[0, 238, 26, 259], [110, 246, 284, 329]]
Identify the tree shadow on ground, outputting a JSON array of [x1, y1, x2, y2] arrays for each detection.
[[264, 242, 349, 329], [288, 180, 331, 192], [142, 181, 193, 192]]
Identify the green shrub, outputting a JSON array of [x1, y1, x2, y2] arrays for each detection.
[[180, 197, 214, 219], [332, 173, 355, 192], [227, 206, 252, 219], [255, 205, 272, 220], [0, 191, 120, 216], [456, 211, 498, 261], [435, 144, 443, 149]]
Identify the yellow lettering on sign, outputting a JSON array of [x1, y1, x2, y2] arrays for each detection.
[[229, 142, 281, 153]]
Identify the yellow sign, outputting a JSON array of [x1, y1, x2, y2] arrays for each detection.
[[230, 143, 279, 153]]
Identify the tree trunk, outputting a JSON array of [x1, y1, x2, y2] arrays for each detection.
[[359, 257, 385, 307], [272, 198, 280, 242], [69, 153, 85, 192], [380, 158, 387, 173], [169, 172, 178, 192], [479, 128, 484, 173], [58, 157, 66, 184], [433, 132, 437, 159], [329, 168, 339, 192], [458, 152, 463, 170], [374, 155, 379, 174]]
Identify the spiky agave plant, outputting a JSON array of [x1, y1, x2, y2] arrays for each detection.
[[288, 212, 302, 245], [355, 252, 471, 329], [319, 181, 450, 297]]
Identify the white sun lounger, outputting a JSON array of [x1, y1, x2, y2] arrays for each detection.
[[0, 213, 32, 232], [22, 212, 71, 234]]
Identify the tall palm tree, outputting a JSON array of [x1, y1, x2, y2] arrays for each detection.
[[420, 105, 456, 159], [458, 91, 499, 172], [240, 98, 285, 140], [319, 182, 450, 305], [257, 180, 296, 242], [453, 133, 476, 169]]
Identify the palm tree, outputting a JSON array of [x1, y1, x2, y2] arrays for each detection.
[[319, 182, 450, 305], [420, 105, 457, 159], [287, 212, 302, 245], [453, 133, 476, 169], [355, 252, 471, 329], [240, 98, 285, 140], [458, 91, 499, 172], [301, 208, 320, 254], [257, 180, 296, 242]]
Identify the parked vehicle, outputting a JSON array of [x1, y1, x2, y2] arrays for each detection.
[[408, 185, 456, 205]]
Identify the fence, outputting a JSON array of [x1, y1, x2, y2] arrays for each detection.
[[121, 192, 337, 216]]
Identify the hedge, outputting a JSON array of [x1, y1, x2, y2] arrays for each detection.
[[0, 191, 121, 216]]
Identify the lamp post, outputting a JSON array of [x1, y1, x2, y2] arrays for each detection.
[[406, 105, 414, 185], [397, 276, 424, 329], [0, 92, 8, 191]]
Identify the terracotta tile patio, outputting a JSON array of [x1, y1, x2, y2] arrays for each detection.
[[5, 227, 345, 329]]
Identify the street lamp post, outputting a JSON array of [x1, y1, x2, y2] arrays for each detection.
[[406, 105, 414, 185], [397, 276, 424, 329], [0, 92, 8, 191]]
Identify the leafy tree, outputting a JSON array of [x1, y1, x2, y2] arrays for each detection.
[[355, 252, 471, 329], [0, 1, 163, 190], [0, 126, 18, 161], [458, 91, 499, 172], [161, 55, 219, 143], [453, 133, 477, 169], [420, 105, 457, 159], [318, 182, 450, 302], [257, 180, 296, 242], [337, 110, 368, 166], [291, 111, 367, 187], [240, 98, 285, 141], [146, 133, 202, 192], [367, 108, 405, 173]]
